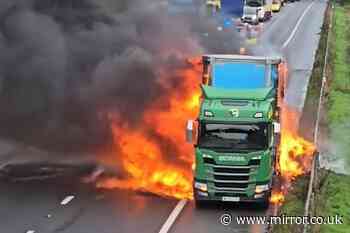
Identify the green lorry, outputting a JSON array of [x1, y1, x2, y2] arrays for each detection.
[[186, 55, 286, 208]]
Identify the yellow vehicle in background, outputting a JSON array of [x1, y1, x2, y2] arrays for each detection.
[[271, 0, 282, 12], [207, 0, 221, 15]]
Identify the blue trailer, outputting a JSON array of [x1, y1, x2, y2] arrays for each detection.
[[221, 0, 244, 17]]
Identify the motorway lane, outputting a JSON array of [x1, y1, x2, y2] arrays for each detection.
[[258, 0, 328, 110], [284, 0, 328, 110], [0, 1, 327, 233], [0, 142, 177, 233], [0, 177, 177, 233]]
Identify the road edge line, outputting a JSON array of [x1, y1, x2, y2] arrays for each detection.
[[282, 0, 316, 48], [158, 200, 188, 233]]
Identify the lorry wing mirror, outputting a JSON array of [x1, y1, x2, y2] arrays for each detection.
[[186, 120, 198, 144], [273, 122, 281, 134]]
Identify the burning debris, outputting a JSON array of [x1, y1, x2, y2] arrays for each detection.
[[270, 105, 316, 204], [270, 191, 285, 205], [279, 105, 316, 181]]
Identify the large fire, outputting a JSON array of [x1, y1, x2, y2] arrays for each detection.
[[96, 58, 201, 200], [270, 105, 316, 204], [278, 105, 316, 181], [96, 56, 316, 202]]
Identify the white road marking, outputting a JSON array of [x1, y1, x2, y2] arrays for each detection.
[[158, 199, 187, 233], [60, 195, 75, 205], [26, 231, 35, 233], [282, 1, 316, 48]]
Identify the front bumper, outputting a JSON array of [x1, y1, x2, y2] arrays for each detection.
[[272, 7, 281, 12], [241, 17, 258, 24], [193, 186, 270, 203]]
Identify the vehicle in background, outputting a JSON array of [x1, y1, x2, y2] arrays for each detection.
[[271, 0, 282, 12], [263, 0, 273, 20], [186, 55, 287, 208], [206, 0, 221, 16], [242, 0, 272, 24], [221, 0, 245, 16], [241, 6, 259, 25]]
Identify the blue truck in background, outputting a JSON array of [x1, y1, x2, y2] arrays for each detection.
[[221, 0, 244, 16], [167, 0, 244, 17]]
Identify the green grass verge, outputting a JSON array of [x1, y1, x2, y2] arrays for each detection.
[[313, 171, 350, 233], [312, 1, 350, 233], [273, 176, 309, 233], [327, 1, 350, 166]]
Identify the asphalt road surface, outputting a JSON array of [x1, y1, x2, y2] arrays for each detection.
[[0, 0, 327, 233]]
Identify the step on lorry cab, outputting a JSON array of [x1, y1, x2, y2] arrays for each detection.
[[186, 55, 286, 208]]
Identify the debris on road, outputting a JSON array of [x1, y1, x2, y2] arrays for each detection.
[[60, 195, 75, 205], [82, 165, 105, 183]]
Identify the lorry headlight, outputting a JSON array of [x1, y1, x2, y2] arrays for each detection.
[[254, 112, 263, 118], [255, 184, 269, 194], [194, 182, 208, 192], [204, 110, 214, 117]]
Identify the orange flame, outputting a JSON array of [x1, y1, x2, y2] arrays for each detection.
[[270, 191, 285, 205], [97, 58, 201, 200], [272, 105, 316, 204], [278, 105, 316, 181]]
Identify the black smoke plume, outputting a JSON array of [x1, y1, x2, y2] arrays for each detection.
[[0, 0, 241, 152]]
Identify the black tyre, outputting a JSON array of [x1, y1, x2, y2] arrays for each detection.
[[195, 199, 207, 209], [259, 191, 271, 209]]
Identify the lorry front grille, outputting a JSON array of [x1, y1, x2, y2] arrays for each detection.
[[211, 164, 254, 191], [203, 158, 260, 166], [214, 192, 247, 197], [214, 174, 250, 181], [213, 166, 250, 174], [214, 182, 248, 189]]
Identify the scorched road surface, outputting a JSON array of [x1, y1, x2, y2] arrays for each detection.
[[0, 0, 327, 233]]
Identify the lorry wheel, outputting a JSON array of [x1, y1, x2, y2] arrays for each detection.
[[259, 199, 270, 209], [258, 192, 271, 209], [195, 200, 207, 209]]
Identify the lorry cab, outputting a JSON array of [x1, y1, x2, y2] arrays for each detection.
[[187, 55, 286, 208]]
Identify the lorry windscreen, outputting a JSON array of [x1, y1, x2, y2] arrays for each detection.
[[198, 123, 269, 152]]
